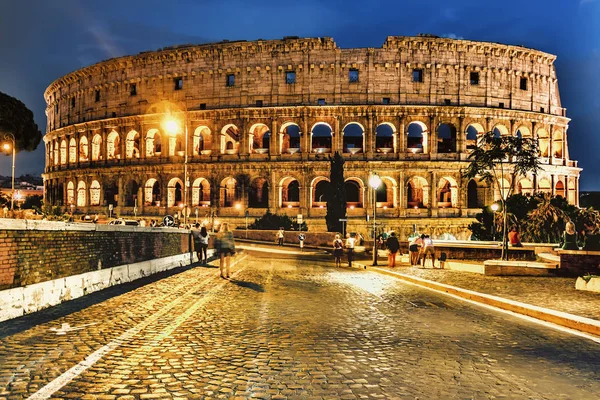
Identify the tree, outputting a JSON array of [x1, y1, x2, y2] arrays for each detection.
[[461, 131, 541, 260], [325, 152, 346, 232], [0, 91, 42, 152]]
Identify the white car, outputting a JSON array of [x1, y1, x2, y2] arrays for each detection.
[[108, 219, 139, 226]]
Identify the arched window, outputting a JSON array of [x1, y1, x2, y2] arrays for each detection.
[[91, 134, 102, 161], [79, 136, 89, 161], [106, 130, 120, 160], [345, 180, 362, 207], [249, 178, 269, 208], [221, 125, 240, 155], [311, 123, 332, 153], [126, 130, 140, 159], [281, 177, 300, 207], [194, 126, 212, 155], [67, 181, 75, 205], [407, 122, 426, 154], [249, 124, 270, 154], [281, 123, 301, 154], [342, 123, 364, 154], [77, 181, 87, 206], [466, 123, 484, 151], [220, 177, 240, 207], [555, 181, 565, 198], [437, 124, 457, 153], [145, 129, 161, 157], [68, 138, 77, 163], [60, 140, 67, 165], [89, 180, 101, 206], [406, 176, 429, 208], [192, 178, 211, 206], [375, 124, 394, 153], [145, 178, 161, 206], [313, 179, 330, 207]]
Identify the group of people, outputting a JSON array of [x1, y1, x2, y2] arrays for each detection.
[[332, 233, 357, 267], [192, 222, 235, 279], [408, 234, 440, 268]]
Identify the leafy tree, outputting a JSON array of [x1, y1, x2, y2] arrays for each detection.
[[248, 211, 307, 231], [21, 194, 43, 209], [521, 193, 567, 243], [325, 152, 346, 232], [461, 131, 541, 259], [0, 91, 42, 152]]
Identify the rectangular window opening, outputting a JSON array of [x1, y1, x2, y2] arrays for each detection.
[[286, 71, 296, 84], [130, 84, 137, 96], [317, 98, 326, 106], [200, 103, 206, 110], [349, 69, 359, 83], [174, 78, 183, 90], [412, 69, 423, 83], [226, 74, 235, 87], [95, 90, 100, 102], [255, 100, 263, 107], [71, 98, 75, 108], [520, 77, 528, 90], [444, 99, 451, 105], [540, 107, 545, 113], [499, 102, 505, 108], [382, 98, 390, 105], [470, 72, 479, 85]]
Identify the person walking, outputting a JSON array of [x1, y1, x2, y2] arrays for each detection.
[[298, 233, 305, 251], [386, 232, 400, 268], [215, 222, 236, 279], [333, 234, 344, 267], [276, 227, 285, 246], [198, 226, 209, 264], [345, 233, 355, 268], [421, 234, 436, 268]]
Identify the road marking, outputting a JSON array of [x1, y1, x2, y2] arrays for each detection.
[[27, 256, 248, 400], [48, 322, 98, 335]]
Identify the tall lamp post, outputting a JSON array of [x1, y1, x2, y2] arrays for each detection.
[[1, 133, 16, 211], [164, 114, 189, 226], [369, 173, 382, 266], [490, 202, 499, 241]]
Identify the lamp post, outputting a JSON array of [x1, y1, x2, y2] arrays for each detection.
[[491, 202, 499, 241], [2, 133, 16, 211], [369, 173, 382, 266], [164, 114, 189, 226]]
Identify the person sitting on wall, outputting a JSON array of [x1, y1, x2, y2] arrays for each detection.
[[508, 227, 523, 247], [561, 221, 579, 250]]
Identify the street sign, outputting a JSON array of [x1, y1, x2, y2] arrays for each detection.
[[338, 218, 347, 222], [163, 215, 175, 227], [297, 214, 303, 224]]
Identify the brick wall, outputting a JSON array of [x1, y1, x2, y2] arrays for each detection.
[[0, 219, 191, 290]]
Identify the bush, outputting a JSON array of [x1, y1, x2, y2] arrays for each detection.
[[248, 212, 307, 231]]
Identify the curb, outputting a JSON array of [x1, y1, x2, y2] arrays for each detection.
[[363, 265, 600, 337]]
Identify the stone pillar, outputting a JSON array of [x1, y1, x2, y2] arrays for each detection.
[[430, 115, 438, 156], [101, 130, 108, 164], [118, 176, 124, 208], [367, 112, 375, 158], [457, 116, 465, 154], [334, 116, 341, 154], [240, 117, 249, 156], [301, 113, 309, 159], [271, 119, 278, 156], [397, 117, 406, 155]]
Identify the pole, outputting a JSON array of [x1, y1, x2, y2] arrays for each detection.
[[183, 120, 188, 226], [372, 185, 378, 266], [10, 143, 15, 211]]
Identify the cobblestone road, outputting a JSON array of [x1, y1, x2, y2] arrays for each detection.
[[1, 254, 600, 399]]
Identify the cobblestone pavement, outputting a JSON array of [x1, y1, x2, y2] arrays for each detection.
[[1, 254, 600, 399], [376, 265, 600, 321]]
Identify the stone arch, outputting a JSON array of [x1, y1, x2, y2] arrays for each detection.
[[249, 123, 271, 154], [465, 123, 484, 150], [311, 177, 330, 207], [68, 138, 77, 163], [67, 181, 75, 205], [191, 178, 211, 206], [311, 122, 332, 153], [555, 180, 565, 198], [53, 140, 59, 166], [280, 176, 300, 207], [552, 130, 563, 158], [220, 177, 240, 207], [77, 181, 87, 207], [537, 128, 550, 157], [538, 177, 552, 194], [193, 126, 212, 155], [89, 180, 101, 206], [124, 179, 140, 207], [144, 178, 161, 206], [407, 121, 427, 154], [106, 130, 120, 160], [377, 176, 397, 208], [437, 176, 458, 208], [467, 179, 487, 208], [406, 176, 429, 208], [492, 124, 509, 137], [60, 139, 67, 165], [342, 122, 365, 154], [344, 178, 364, 208], [167, 177, 184, 207], [104, 179, 119, 207], [375, 123, 395, 153], [515, 125, 531, 138], [145, 129, 162, 157], [79, 136, 89, 161], [568, 178, 577, 204], [125, 130, 140, 159], [517, 177, 534, 196], [91, 134, 102, 161], [249, 177, 269, 208], [280, 122, 301, 154], [437, 123, 457, 153], [221, 124, 240, 155]]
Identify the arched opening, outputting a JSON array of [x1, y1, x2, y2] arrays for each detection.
[[375, 123, 394, 153], [467, 179, 484, 208], [250, 124, 271, 154], [221, 124, 240, 155], [249, 177, 269, 208], [124, 179, 140, 207], [281, 177, 300, 207], [220, 177, 240, 207], [493, 125, 509, 138], [312, 179, 330, 207], [342, 123, 364, 154], [146, 129, 162, 157], [345, 179, 362, 208], [53, 141, 59, 166], [406, 176, 429, 208], [466, 123, 484, 150], [194, 126, 212, 155], [517, 178, 534, 196], [167, 178, 184, 207], [192, 178, 211, 207], [60, 140, 67, 165], [281, 123, 301, 154], [67, 181, 75, 205], [91, 134, 102, 161], [89, 180, 101, 206], [538, 178, 552, 194], [552, 130, 563, 158], [125, 130, 140, 159], [311, 123, 332, 153], [144, 178, 161, 206], [438, 177, 458, 208], [537, 129, 550, 157], [555, 180, 565, 198], [437, 123, 457, 153], [407, 122, 426, 154], [79, 136, 89, 162], [68, 138, 77, 163], [104, 181, 118, 207], [77, 181, 87, 206], [106, 130, 120, 160]]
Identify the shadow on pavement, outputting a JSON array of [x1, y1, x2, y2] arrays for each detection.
[[229, 279, 265, 292]]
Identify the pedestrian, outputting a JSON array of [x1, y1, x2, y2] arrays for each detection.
[[276, 227, 285, 246], [508, 227, 523, 247], [408, 235, 422, 266], [215, 222, 236, 279], [421, 234, 436, 268], [298, 233, 305, 251], [345, 233, 355, 268], [561, 221, 578, 250], [333, 234, 344, 267], [386, 232, 400, 268], [192, 223, 202, 261]]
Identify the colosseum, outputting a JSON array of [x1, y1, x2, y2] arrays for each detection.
[[42, 35, 580, 238]]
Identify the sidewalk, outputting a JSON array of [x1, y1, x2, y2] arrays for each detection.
[[238, 242, 600, 336]]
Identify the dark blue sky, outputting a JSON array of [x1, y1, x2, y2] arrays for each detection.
[[1, 0, 599, 190]]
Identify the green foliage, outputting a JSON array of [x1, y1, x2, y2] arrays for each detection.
[[248, 212, 307, 231], [21, 195, 43, 209], [34, 203, 67, 221], [0, 91, 42, 152], [521, 194, 566, 243], [326, 152, 346, 232]]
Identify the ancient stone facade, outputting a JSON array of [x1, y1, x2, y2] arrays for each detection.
[[42, 36, 580, 237]]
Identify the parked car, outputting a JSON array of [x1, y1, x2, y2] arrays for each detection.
[[108, 219, 139, 226]]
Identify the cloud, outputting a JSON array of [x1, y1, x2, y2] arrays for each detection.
[[441, 33, 465, 40], [580, 0, 597, 4]]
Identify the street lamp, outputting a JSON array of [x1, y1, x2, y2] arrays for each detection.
[[1, 133, 16, 211], [164, 114, 189, 226], [491, 202, 499, 241], [369, 173, 382, 266]]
